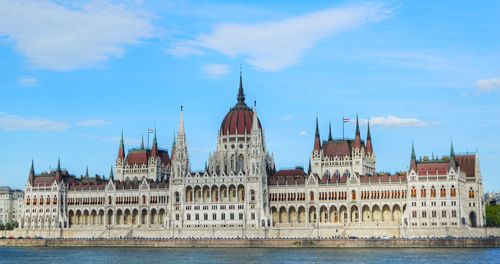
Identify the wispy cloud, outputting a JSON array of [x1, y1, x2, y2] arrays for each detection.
[[280, 115, 294, 122], [18, 77, 38, 87], [365, 115, 439, 128], [170, 3, 392, 71], [0, 112, 69, 132], [475, 78, 500, 93], [0, 0, 155, 71], [202, 63, 230, 78], [298, 131, 308, 137], [165, 41, 204, 57], [77, 119, 112, 127]]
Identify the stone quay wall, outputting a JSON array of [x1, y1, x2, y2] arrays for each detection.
[[2, 226, 500, 240], [1, 237, 499, 248]]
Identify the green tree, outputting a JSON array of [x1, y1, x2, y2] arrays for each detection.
[[485, 205, 500, 227], [0, 223, 4, 230]]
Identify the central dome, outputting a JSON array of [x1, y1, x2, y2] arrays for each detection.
[[220, 74, 261, 136]]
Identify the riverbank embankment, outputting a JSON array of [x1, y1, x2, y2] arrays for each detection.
[[1, 237, 499, 248]]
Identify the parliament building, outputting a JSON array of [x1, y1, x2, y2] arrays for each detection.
[[19, 75, 486, 238]]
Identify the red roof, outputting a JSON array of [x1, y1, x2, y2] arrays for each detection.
[[125, 149, 170, 165], [269, 169, 306, 185], [322, 140, 356, 157], [417, 162, 449, 176], [455, 154, 476, 178], [220, 107, 261, 136]]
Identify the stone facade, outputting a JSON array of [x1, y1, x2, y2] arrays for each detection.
[[18, 75, 485, 238], [0, 186, 24, 225]]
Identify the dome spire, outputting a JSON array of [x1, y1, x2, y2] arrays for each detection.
[[237, 66, 245, 105]]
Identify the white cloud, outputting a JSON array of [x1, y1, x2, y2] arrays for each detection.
[[18, 77, 38, 87], [475, 78, 500, 93], [0, 112, 69, 132], [298, 131, 308, 137], [280, 115, 294, 122], [0, 0, 155, 71], [77, 119, 112, 127], [202, 64, 230, 78], [367, 115, 438, 128], [165, 41, 204, 57], [170, 3, 391, 71]]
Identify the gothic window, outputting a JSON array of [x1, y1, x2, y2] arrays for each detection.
[[250, 190, 256, 201], [420, 187, 426, 198], [175, 192, 180, 203], [450, 186, 456, 197], [431, 186, 436, 198], [238, 154, 244, 172], [468, 188, 475, 199]]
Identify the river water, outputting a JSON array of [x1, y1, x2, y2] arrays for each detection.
[[0, 247, 498, 263]]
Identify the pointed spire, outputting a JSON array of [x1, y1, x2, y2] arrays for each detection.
[[307, 158, 311, 174], [109, 166, 114, 181], [450, 141, 455, 158], [151, 128, 158, 156], [355, 114, 360, 135], [178, 105, 185, 136], [354, 114, 361, 149], [313, 116, 321, 151], [117, 129, 125, 160], [315, 116, 320, 137], [410, 142, 417, 172], [328, 120, 333, 141], [411, 142, 416, 160], [367, 120, 371, 139], [366, 120, 373, 155], [30, 159, 35, 175], [55, 158, 62, 183], [28, 159, 35, 185], [85, 166, 89, 178], [140, 134, 144, 149], [449, 141, 457, 170], [237, 66, 245, 105], [251, 101, 259, 132]]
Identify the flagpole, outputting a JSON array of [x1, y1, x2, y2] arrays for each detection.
[[147, 130, 149, 149], [342, 116, 345, 140]]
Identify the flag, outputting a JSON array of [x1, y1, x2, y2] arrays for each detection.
[[148, 128, 153, 133], [343, 117, 350, 123]]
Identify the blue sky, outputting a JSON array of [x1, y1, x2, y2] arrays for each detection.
[[1, 0, 499, 190]]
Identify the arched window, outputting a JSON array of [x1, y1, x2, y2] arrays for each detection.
[[351, 190, 356, 200], [238, 154, 244, 173], [230, 154, 235, 172], [431, 186, 436, 198], [440, 186, 446, 197], [175, 192, 180, 203], [250, 190, 256, 201], [451, 186, 456, 197], [420, 187, 426, 198], [468, 188, 475, 199], [310, 191, 314, 201]]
